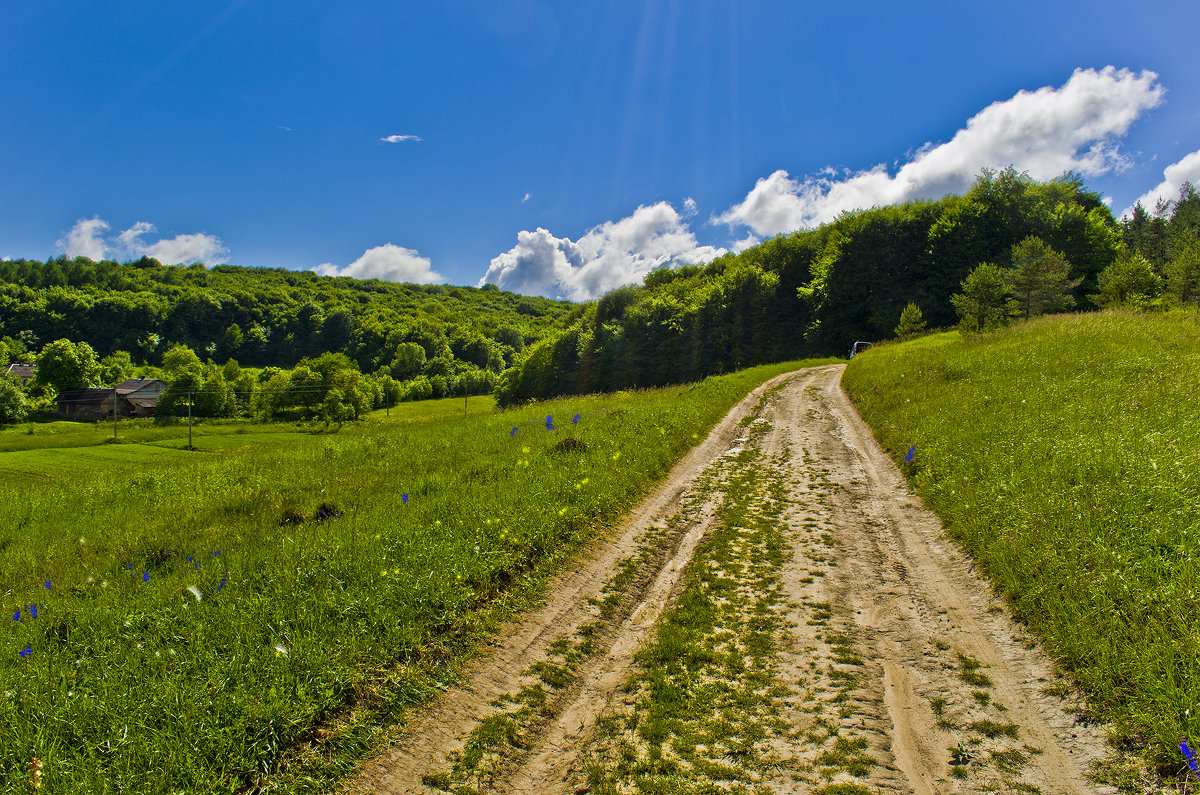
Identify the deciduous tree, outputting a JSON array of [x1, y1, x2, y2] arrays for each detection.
[[0, 377, 28, 424], [35, 338, 101, 392], [1094, 252, 1163, 308]]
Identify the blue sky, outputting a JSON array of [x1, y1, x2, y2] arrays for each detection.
[[3, 1, 1198, 300]]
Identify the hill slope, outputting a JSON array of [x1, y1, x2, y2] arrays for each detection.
[[497, 169, 1123, 404], [843, 308, 1200, 781], [0, 258, 573, 382]]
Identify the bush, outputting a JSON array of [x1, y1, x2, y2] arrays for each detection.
[[0, 377, 28, 424]]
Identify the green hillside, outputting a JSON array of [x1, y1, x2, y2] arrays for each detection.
[[496, 172, 1200, 407], [496, 169, 1128, 404], [0, 256, 572, 379], [843, 309, 1200, 783]]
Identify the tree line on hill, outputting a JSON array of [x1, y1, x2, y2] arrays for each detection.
[[494, 169, 1200, 405], [0, 259, 574, 422], [4, 169, 1198, 423], [947, 181, 1200, 332]]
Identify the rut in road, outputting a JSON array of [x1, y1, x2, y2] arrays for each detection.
[[348, 365, 1111, 795]]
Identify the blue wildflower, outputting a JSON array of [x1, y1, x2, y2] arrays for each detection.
[[28, 605, 36, 619], [217, 578, 226, 592], [1183, 740, 1199, 773], [44, 580, 51, 590], [401, 493, 409, 504], [19, 646, 31, 658], [546, 415, 554, 430], [195, 563, 201, 569], [142, 571, 149, 583], [572, 413, 581, 425], [213, 551, 220, 558], [12, 608, 19, 622], [510, 427, 518, 436], [903, 445, 915, 463], [186, 556, 193, 563]]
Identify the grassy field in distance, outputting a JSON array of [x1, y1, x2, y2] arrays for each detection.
[[843, 308, 1200, 785], [0, 358, 835, 794]]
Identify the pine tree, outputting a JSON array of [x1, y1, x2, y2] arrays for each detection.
[[1007, 237, 1079, 319], [894, 303, 927, 339]]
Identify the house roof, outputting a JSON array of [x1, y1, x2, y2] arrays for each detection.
[[5, 363, 36, 378], [115, 377, 166, 395]]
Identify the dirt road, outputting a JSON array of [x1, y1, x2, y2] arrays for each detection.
[[349, 364, 1111, 794]]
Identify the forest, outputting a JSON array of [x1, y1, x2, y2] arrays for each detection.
[[0, 259, 573, 421], [494, 169, 1200, 405]]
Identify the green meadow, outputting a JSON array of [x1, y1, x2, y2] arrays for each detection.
[[0, 359, 831, 794], [843, 309, 1200, 782]]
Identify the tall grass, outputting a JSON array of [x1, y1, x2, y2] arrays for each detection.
[[0, 359, 831, 794], [843, 309, 1200, 775]]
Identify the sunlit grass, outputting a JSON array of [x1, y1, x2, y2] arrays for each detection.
[[364, 393, 498, 424], [0, 358, 832, 793], [844, 308, 1200, 775]]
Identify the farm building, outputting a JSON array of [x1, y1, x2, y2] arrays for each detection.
[[116, 378, 167, 417], [56, 388, 120, 420], [5, 363, 36, 384], [55, 379, 167, 420]]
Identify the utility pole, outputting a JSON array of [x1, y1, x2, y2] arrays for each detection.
[[187, 390, 193, 450], [112, 388, 118, 443]]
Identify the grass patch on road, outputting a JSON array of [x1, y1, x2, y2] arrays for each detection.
[[843, 308, 1200, 781], [585, 406, 877, 793]]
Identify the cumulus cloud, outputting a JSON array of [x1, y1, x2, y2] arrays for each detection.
[[717, 66, 1165, 237], [142, 233, 229, 266], [59, 217, 111, 261], [1122, 148, 1200, 217], [380, 134, 422, 143], [480, 202, 726, 301], [58, 217, 228, 264], [316, 243, 444, 284]]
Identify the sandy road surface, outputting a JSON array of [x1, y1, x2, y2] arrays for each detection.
[[348, 364, 1110, 794]]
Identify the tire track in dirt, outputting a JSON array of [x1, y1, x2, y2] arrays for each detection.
[[809, 365, 1113, 794], [348, 364, 1112, 795]]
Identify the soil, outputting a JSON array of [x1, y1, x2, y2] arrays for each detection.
[[346, 364, 1112, 795]]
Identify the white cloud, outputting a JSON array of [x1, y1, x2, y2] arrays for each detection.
[[716, 66, 1166, 237], [316, 243, 444, 284], [480, 202, 726, 301], [58, 216, 111, 260], [731, 234, 760, 253], [114, 221, 156, 253], [143, 233, 228, 265], [57, 217, 228, 264], [522, 193, 531, 204], [380, 134, 422, 143], [1122, 148, 1200, 217]]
